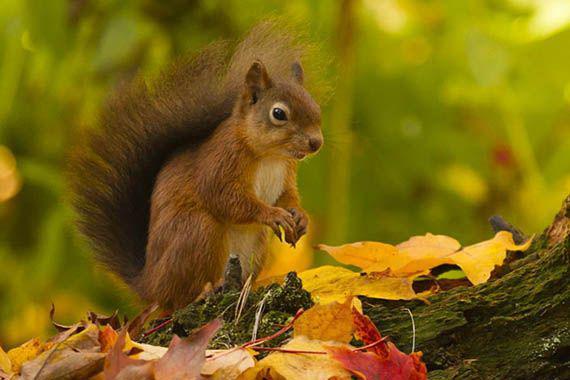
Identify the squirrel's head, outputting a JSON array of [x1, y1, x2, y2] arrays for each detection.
[[235, 60, 323, 160]]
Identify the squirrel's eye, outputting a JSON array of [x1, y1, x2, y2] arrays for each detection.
[[269, 103, 289, 126], [272, 108, 287, 121]]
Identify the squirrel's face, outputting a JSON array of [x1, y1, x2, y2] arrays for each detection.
[[237, 61, 323, 160]]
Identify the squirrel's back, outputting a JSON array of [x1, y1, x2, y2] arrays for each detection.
[[68, 22, 310, 285]]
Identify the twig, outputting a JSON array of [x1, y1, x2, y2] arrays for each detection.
[[235, 274, 253, 324], [253, 346, 327, 354], [403, 307, 416, 353], [252, 291, 270, 341], [141, 318, 172, 338], [245, 308, 304, 348], [352, 336, 388, 352], [208, 308, 305, 361]]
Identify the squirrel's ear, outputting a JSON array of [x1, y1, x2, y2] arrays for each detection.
[[291, 61, 304, 85], [245, 60, 272, 104]]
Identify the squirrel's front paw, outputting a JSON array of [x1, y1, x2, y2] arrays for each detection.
[[288, 207, 308, 243], [261, 207, 297, 246]]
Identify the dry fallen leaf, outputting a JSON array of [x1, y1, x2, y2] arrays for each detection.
[[240, 336, 352, 380], [318, 241, 402, 273], [327, 345, 427, 380], [299, 265, 416, 304], [104, 328, 154, 380], [294, 298, 355, 343], [0, 346, 12, 376], [447, 231, 532, 284], [319, 231, 532, 286], [154, 319, 222, 380], [201, 348, 256, 379], [20, 324, 105, 380], [99, 325, 119, 353], [6, 337, 45, 373], [326, 307, 427, 380], [351, 307, 387, 357]]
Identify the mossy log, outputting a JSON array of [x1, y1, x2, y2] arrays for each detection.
[[364, 195, 570, 379]]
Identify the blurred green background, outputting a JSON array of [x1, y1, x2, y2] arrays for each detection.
[[1, 0, 569, 347]]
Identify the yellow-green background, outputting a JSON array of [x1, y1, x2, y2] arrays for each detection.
[[1, 0, 569, 347]]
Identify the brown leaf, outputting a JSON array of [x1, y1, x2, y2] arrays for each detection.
[[127, 303, 159, 340], [154, 319, 222, 380], [20, 324, 105, 380], [21, 350, 106, 380], [88, 309, 121, 329], [50, 303, 75, 332], [104, 329, 153, 380]]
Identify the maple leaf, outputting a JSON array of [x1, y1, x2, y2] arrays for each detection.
[[201, 348, 256, 379], [154, 319, 222, 380], [326, 308, 427, 380], [299, 265, 416, 304], [319, 231, 532, 288], [327, 346, 427, 380], [293, 298, 355, 343], [351, 307, 387, 357], [240, 336, 352, 380], [104, 328, 155, 379]]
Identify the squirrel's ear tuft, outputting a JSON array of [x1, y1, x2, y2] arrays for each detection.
[[245, 60, 272, 104], [291, 61, 304, 85]]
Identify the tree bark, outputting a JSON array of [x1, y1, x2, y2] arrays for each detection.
[[364, 195, 570, 379]]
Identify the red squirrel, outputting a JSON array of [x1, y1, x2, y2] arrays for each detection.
[[69, 23, 323, 309]]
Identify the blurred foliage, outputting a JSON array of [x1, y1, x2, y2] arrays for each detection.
[[0, 0, 569, 347]]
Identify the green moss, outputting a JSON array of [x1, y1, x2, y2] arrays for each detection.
[[141, 271, 313, 349]]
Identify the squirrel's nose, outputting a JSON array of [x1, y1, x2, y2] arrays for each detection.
[[308, 137, 322, 152]]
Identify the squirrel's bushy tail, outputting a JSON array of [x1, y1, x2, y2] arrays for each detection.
[[68, 22, 310, 285]]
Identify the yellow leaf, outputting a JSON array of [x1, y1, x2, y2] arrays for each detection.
[[320, 232, 532, 291], [7, 337, 45, 373], [452, 231, 532, 285], [396, 233, 461, 259], [239, 336, 351, 380], [317, 242, 400, 272], [294, 298, 354, 343], [0, 346, 12, 374], [202, 348, 256, 379], [393, 233, 460, 275], [298, 266, 416, 304], [258, 225, 314, 281]]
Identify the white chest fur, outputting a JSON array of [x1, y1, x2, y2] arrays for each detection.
[[253, 159, 287, 205]]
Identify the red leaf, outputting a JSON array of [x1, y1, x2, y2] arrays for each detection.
[[329, 309, 428, 379], [351, 307, 388, 358], [327, 344, 427, 380]]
